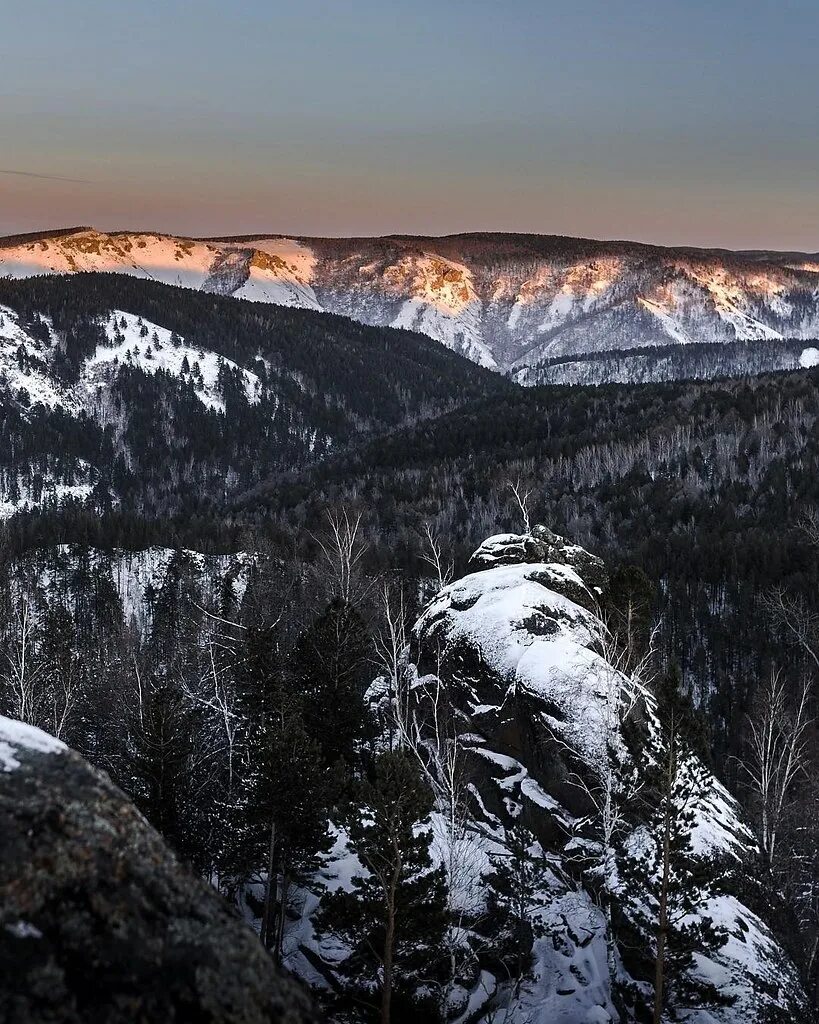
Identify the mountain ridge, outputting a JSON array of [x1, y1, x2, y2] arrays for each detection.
[[4, 226, 819, 378]]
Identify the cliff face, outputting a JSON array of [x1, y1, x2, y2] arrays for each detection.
[[0, 717, 316, 1024]]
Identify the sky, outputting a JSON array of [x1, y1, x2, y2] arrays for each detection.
[[3, 0, 819, 249]]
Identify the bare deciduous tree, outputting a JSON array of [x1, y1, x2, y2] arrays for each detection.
[[419, 522, 453, 592], [508, 479, 533, 535], [375, 582, 411, 749], [183, 638, 241, 790], [313, 507, 368, 604], [737, 668, 812, 866], [390, 650, 485, 1015], [1, 598, 44, 726], [762, 587, 819, 673]]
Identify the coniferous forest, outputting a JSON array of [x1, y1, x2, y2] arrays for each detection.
[[2, 274, 819, 1023]]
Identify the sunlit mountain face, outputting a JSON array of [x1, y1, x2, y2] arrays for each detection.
[[4, 227, 819, 382]]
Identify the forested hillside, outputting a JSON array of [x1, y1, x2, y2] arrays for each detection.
[[0, 274, 507, 516], [2, 274, 819, 1021], [242, 369, 819, 761]]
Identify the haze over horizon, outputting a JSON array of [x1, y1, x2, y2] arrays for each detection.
[[4, 0, 819, 251]]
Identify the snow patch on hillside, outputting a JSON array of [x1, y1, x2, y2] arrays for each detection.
[[233, 236, 317, 282], [0, 305, 75, 411], [0, 461, 97, 520], [637, 296, 693, 345], [88, 311, 262, 411], [392, 296, 494, 367], [386, 253, 496, 367]]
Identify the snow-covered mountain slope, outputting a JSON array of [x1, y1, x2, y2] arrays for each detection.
[[0, 304, 260, 416], [4, 228, 819, 376], [0, 228, 319, 308], [92, 311, 262, 411], [0, 304, 270, 516], [303, 528, 806, 1022], [0, 305, 69, 410]]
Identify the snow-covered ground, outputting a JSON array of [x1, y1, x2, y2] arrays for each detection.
[[91, 311, 262, 411], [0, 305, 75, 411], [0, 461, 97, 520], [28, 544, 253, 634]]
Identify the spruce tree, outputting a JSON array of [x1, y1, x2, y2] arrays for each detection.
[[317, 749, 448, 1024], [231, 625, 333, 962], [621, 705, 730, 1022], [292, 598, 375, 769]]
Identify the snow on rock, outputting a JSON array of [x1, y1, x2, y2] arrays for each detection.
[[0, 716, 65, 772], [110, 546, 251, 632], [417, 562, 622, 769], [800, 346, 819, 368], [468, 526, 608, 608], [276, 528, 805, 1019], [398, 529, 805, 1021]]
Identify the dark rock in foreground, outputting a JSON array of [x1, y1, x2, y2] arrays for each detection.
[[0, 718, 316, 1024]]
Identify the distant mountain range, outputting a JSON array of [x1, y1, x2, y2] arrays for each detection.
[[3, 227, 819, 381]]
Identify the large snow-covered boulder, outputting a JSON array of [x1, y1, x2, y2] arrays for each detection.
[[0, 717, 316, 1024], [468, 526, 607, 611]]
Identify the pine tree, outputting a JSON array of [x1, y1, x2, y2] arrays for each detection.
[[231, 625, 333, 963], [317, 749, 448, 1024], [621, 705, 731, 1022], [292, 598, 375, 769]]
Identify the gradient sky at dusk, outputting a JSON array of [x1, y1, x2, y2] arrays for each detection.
[[4, 0, 819, 249]]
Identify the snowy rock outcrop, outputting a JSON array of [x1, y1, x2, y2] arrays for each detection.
[[0, 716, 316, 1024], [379, 529, 806, 1023], [468, 526, 608, 611]]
